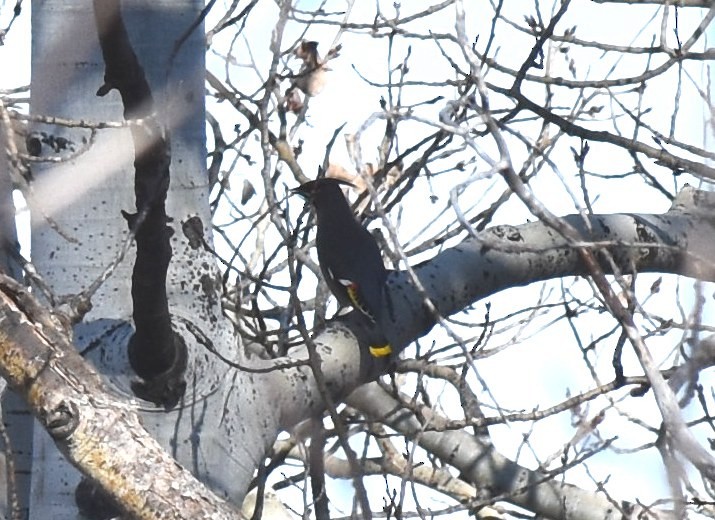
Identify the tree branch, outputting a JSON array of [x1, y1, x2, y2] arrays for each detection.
[[592, 0, 710, 6], [0, 274, 239, 519], [279, 186, 715, 423], [348, 383, 660, 520]]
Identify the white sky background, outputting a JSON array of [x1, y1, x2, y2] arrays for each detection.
[[2, 0, 715, 517]]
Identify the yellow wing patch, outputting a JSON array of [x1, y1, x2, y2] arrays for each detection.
[[342, 280, 375, 321], [337, 278, 389, 357]]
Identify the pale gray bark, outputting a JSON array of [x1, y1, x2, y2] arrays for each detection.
[[27, 1, 271, 516], [272, 187, 715, 519], [592, 0, 710, 5], [0, 103, 31, 520], [0, 278, 242, 519], [383, 186, 715, 355], [349, 383, 634, 520]]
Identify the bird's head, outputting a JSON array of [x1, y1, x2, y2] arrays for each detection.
[[291, 178, 355, 203]]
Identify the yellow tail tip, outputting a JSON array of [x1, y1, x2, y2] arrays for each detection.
[[369, 344, 392, 358]]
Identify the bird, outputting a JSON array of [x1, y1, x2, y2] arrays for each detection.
[[292, 178, 391, 358]]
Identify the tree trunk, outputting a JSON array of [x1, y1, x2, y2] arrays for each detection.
[[27, 1, 267, 516]]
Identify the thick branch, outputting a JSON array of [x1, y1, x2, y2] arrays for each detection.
[[0, 274, 239, 519], [274, 189, 714, 516], [348, 383, 656, 520], [385, 185, 715, 351], [592, 0, 710, 5], [280, 186, 715, 421]]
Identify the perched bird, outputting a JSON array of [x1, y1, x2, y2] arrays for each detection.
[[293, 178, 391, 357]]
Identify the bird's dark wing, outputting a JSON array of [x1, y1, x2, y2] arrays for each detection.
[[329, 271, 377, 322]]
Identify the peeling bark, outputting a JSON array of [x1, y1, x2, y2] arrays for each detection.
[[0, 274, 240, 520]]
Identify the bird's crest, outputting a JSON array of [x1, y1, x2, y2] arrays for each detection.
[[291, 177, 355, 199]]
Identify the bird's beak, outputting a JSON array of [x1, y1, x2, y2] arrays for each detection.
[[291, 186, 310, 199]]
